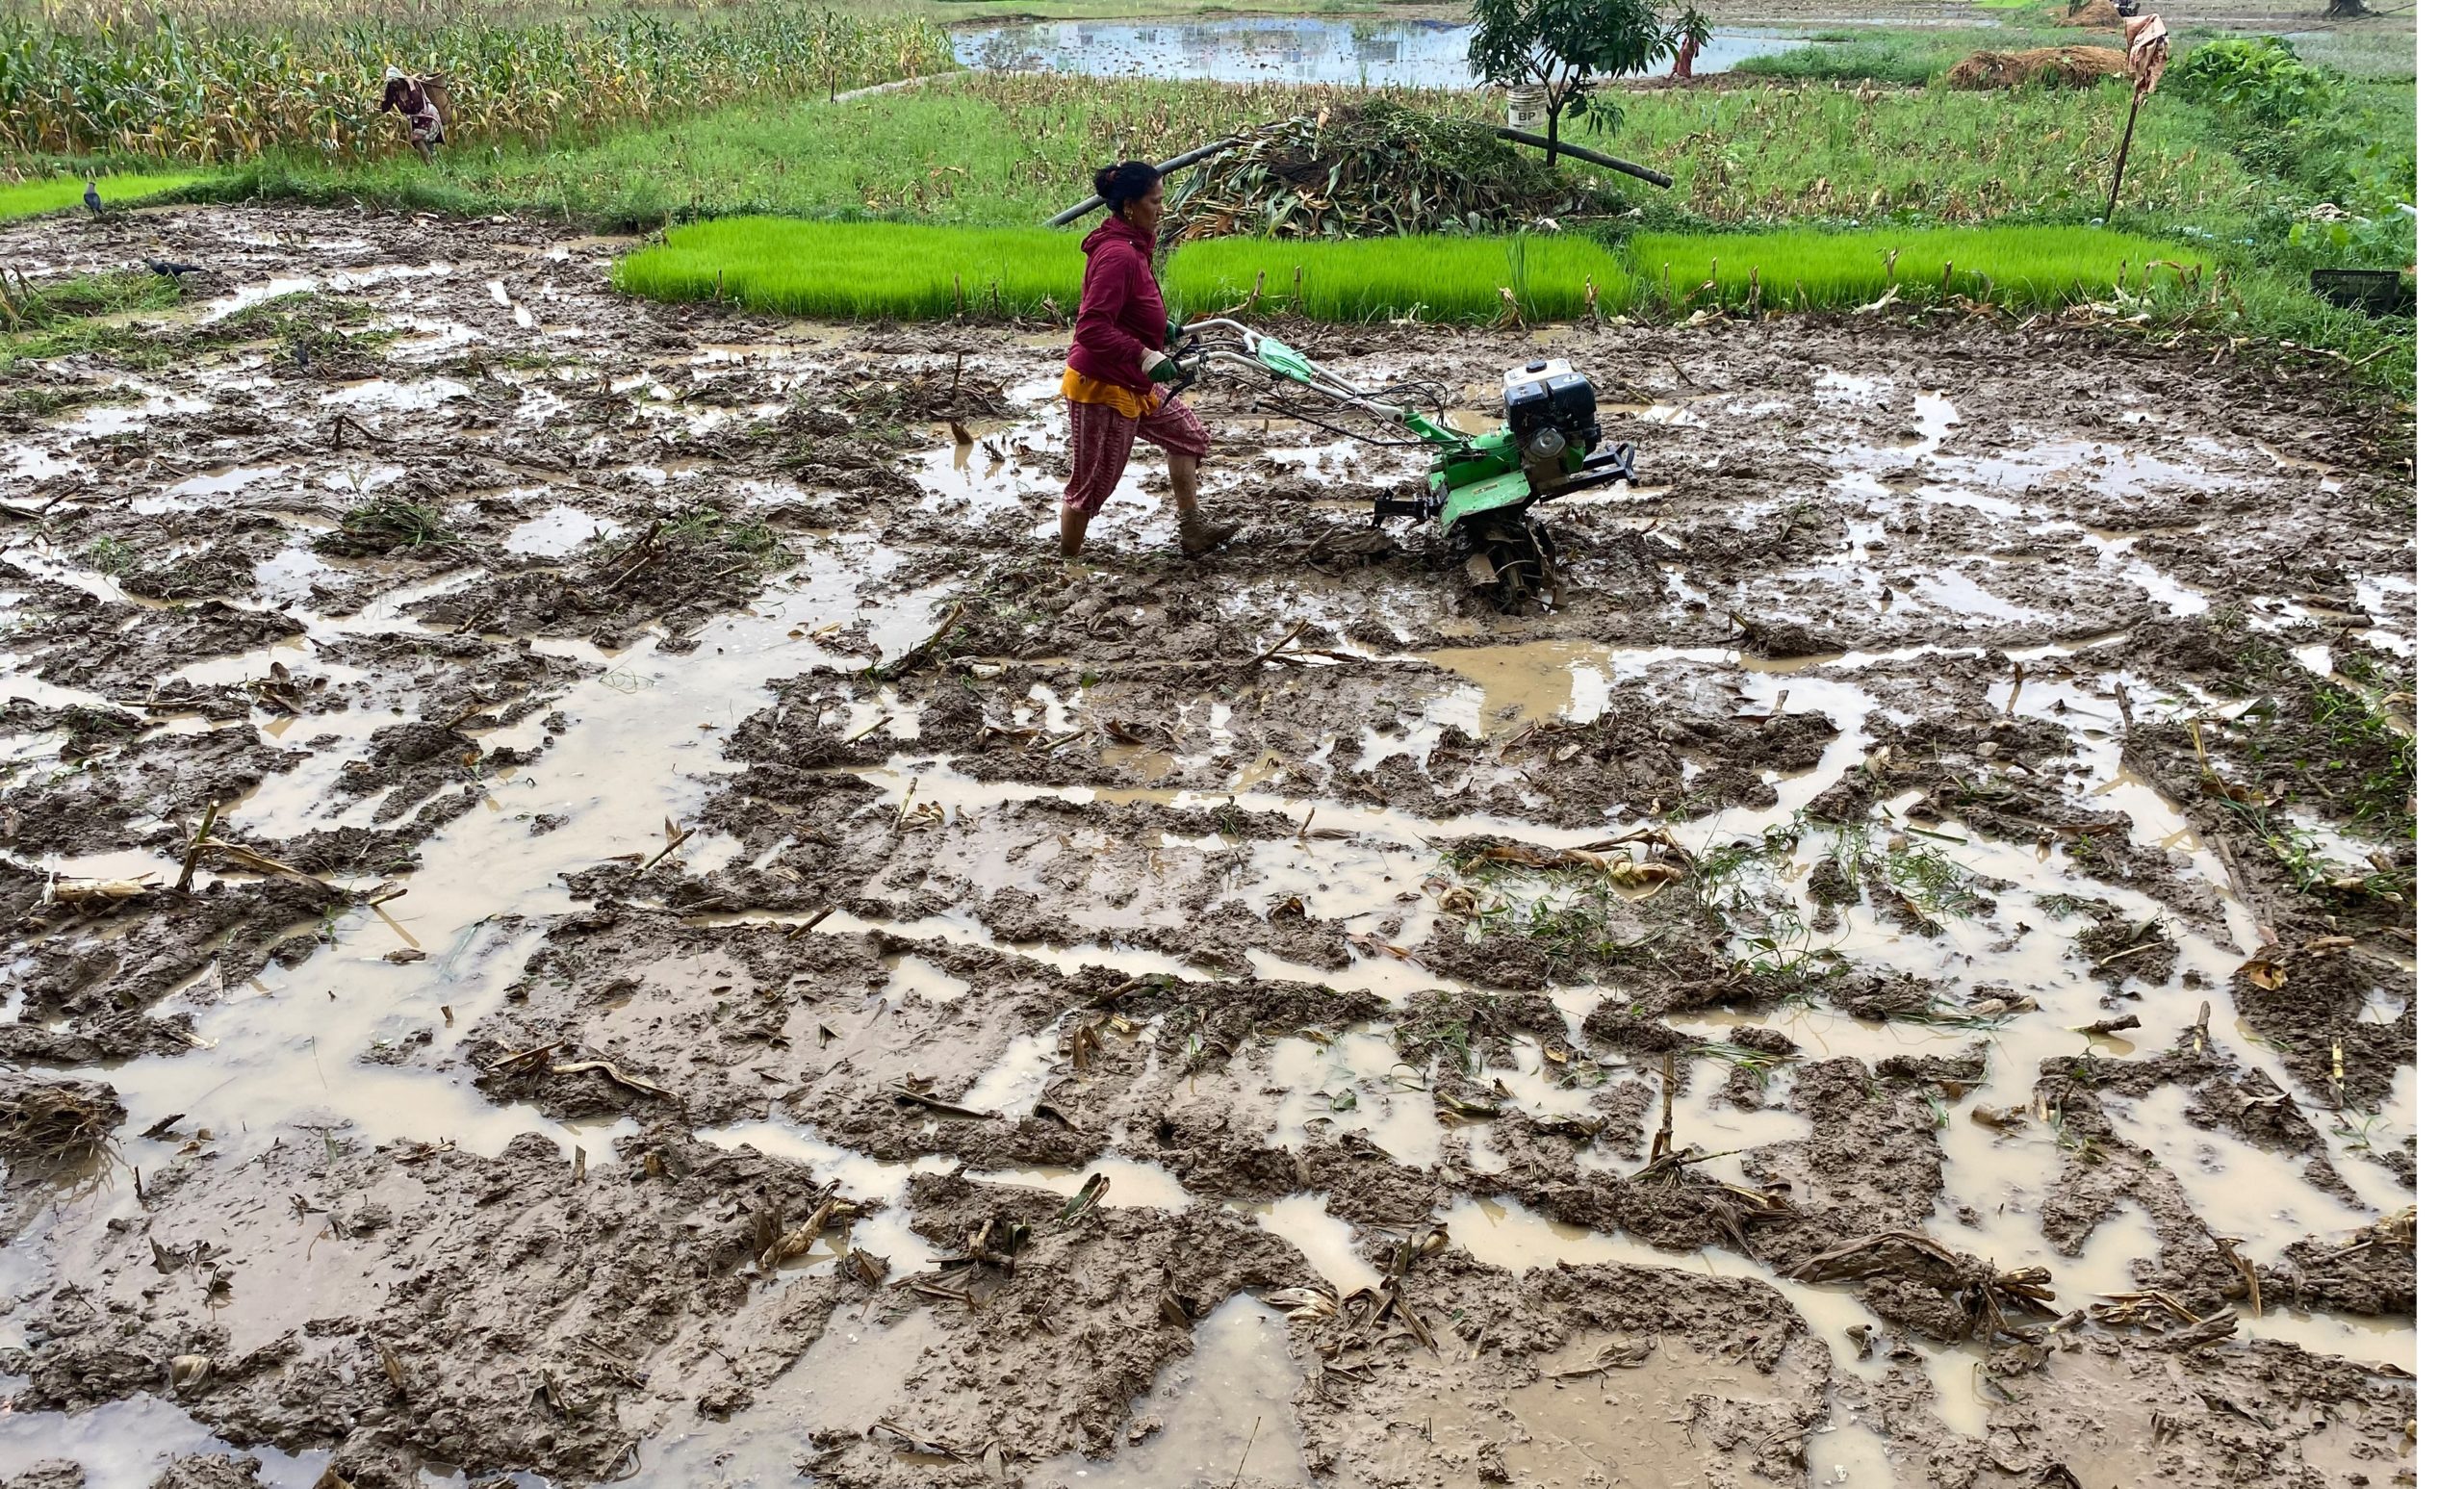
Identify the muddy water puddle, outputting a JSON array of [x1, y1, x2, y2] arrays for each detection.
[[0, 1393, 339, 1489]]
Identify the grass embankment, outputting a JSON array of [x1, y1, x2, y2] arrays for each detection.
[[1731, 25, 2076, 87], [617, 218, 2209, 322], [0, 171, 211, 220]]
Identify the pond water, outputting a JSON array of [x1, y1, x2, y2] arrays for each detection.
[[950, 17, 1808, 88]]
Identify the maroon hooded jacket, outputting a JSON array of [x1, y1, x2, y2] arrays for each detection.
[[1068, 215, 1168, 395]]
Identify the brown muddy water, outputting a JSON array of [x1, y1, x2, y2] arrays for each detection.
[[0, 207, 2418, 1489]]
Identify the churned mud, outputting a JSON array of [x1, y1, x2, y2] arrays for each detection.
[[0, 205, 2416, 1488]]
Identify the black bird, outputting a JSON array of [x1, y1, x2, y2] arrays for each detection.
[[83, 179, 102, 216], [144, 258, 201, 277]]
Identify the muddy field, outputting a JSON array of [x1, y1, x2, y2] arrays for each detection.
[[0, 205, 2418, 1488]]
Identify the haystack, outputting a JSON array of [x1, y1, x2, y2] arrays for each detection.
[[1946, 46, 2128, 90], [2055, 0, 2124, 28]]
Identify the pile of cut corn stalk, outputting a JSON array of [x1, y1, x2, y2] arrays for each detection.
[[1165, 100, 1619, 244]]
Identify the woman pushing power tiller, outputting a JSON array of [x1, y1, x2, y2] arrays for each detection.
[[1059, 162, 1238, 558]]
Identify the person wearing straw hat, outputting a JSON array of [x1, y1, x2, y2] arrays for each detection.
[[380, 66, 446, 163]]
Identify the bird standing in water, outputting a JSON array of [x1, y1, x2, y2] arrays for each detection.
[[83, 179, 102, 217]]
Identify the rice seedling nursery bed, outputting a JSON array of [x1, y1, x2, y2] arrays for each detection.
[[616, 219, 2217, 324], [1623, 225, 2213, 312], [0, 171, 211, 220], [611, 218, 1087, 317]]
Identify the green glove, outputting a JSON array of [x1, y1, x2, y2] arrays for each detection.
[[1149, 357, 1185, 383], [1166, 316, 1184, 342]]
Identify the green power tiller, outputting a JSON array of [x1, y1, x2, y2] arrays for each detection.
[[1168, 318, 1642, 608]]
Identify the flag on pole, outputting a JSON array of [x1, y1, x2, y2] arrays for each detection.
[[2122, 13, 2170, 100]]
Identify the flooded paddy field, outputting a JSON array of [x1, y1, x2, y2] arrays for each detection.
[[0, 205, 2417, 1488], [951, 17, 1806, 87]]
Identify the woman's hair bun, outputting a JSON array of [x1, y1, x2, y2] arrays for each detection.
[[1093, 161, 1162, 214]]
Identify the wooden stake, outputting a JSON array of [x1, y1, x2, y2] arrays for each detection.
[[2104, 90, 2146, 222]]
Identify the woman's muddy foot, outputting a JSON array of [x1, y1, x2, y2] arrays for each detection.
[[1179, 512, 1238, 556]]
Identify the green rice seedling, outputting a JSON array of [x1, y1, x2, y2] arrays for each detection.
[[0, 172, 211, 220], [1168, 233, 1633, 322], [318, 497, 456, 556], [614, 218, 1085, 319], [664, 506, 796, 570], [2033, 892, 2094, 922], [1627, 225, 2214, 313], [1894, 996, 2013, 1032], [1883, 838, 1989, 921], [84, 536, 135, 576], [1689, 1041, 1792, 1089]]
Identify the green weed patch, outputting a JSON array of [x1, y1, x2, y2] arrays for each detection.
[[1625, 225, 2213, 311]]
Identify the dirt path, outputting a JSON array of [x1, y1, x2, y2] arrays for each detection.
[[0, 205, 2416, 1489]]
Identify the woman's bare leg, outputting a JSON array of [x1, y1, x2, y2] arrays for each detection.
[[1168, 453, 1200, 515], [1059, 502, 1090, 557]]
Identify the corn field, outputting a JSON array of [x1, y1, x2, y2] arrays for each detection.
[[0, 3, 950, 164]]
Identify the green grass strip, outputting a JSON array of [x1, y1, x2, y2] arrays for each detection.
[[612, 217, 1084, 319], [1626, 226, 2215, 312], [0, 172, 212, 221]]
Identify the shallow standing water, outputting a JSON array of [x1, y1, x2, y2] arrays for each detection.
[[951, 17, 1808, 86]]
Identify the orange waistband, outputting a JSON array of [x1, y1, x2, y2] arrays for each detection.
[[1062, 365, 1162, 420]]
